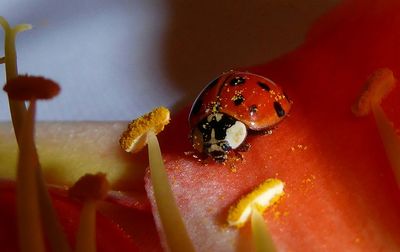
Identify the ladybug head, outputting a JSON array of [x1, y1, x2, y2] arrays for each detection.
[[191, 113, 247, 162]]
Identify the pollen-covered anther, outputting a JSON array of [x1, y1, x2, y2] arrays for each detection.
[[227, 178, 285, 228], [351, 68, 396, 116], [119, 106, 170, 153], [69, 173, 110, 201], [3, 75, 61, 100]]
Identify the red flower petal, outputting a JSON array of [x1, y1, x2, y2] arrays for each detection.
[[145, 0, 400, 250], [0, 180, 161, 251]]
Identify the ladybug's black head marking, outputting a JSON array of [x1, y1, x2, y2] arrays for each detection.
[[197, 113, 236, 141], [191, 113, 247, 162]]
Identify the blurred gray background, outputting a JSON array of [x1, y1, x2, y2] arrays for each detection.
[[0, 0, 339, 121]]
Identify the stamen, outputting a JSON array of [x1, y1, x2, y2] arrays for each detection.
[[251, 209, 277, 252], [120, 107, 194, 251], [352, 68, 395, 116], [69, 173, 109, 202], [227, 178, 284, 228], [119, 106, 170, 153], [148, 132, 195, 252], [0, 16, 31, 142], [0, 17, 32, 81], [16, 98, 70, 252], [228, 178, 283, 252], [16, 101, 45, 252], [352, 68, 400, 186], [1, 18, 70, 252], [69, 173, 110, 252]]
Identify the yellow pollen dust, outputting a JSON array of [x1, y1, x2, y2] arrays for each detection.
[[227, 178, 285, 228], [210, 101, 220, 113], [290, 144, 308, 151], [274, 94, 285, 102], [119, 106, 170, 153], [231, 90, 244, 100]]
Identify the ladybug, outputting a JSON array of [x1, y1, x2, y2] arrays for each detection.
[[189, 71, 292, 162]]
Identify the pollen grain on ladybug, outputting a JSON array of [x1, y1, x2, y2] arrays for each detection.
[[274, 94, 286, 102], [211, 101, 221, 113], [189, 71, 292, 162], [205, 101, 221, 114]]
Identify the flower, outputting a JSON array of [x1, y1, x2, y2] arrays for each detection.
[[1, 0, 400, 251]]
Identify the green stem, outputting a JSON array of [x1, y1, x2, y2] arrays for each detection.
[[36, 168, 71, 252], [75, 200, 97, 252], [147, 131, 195, 252], [372, 105, 400, 186], [16, 101, 45, 252], [251, 209, 276, 252], [1, 17, 71, 252]]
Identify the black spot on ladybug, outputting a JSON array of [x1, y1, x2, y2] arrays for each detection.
[[230, 76, 246, 86], [249, 104, 258, 116], [258, 82, 271, 91], [274, 101, 285, 117], [191, 98, 203, 115], [214, 115, 236, 140], [233, 94, 245, 106]]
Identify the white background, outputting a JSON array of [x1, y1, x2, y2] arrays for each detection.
[[0, 0, 338, 121]]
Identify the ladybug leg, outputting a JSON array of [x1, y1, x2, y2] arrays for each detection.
[[261, 129, 273, 135], [236, 142, 251, 152], [227, 150, 244, 163], [185, 150, 210, 163], [250, 128, 274, 136]]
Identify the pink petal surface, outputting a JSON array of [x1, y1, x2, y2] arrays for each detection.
[[145, 0, 400, 251]]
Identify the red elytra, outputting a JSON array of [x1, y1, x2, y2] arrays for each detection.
[[189, 71, 292, 131]]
